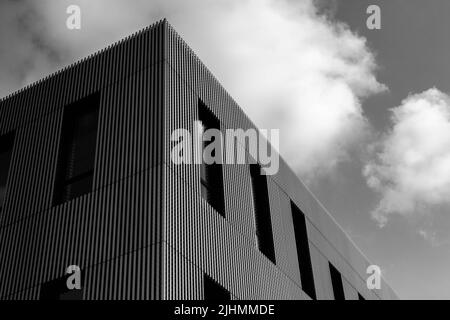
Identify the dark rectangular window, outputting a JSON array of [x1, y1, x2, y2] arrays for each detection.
[[40, 272, 84, 300], [250, 163, 276, 264], [0, 132, 14, 213], [329, 262, 345, 300], [198, 100, 225, 217], [204, 274, 230, 301], [291, 200, 316, 299], [53, 92, 100, 205], [358, 293, 365, 300]]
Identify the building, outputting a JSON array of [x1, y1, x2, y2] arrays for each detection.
[[0, 19, 397, 300]]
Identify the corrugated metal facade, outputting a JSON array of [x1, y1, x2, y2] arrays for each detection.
[[0, 19, 397, 300]]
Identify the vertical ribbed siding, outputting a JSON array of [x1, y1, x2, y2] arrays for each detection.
[[0, 166, 163, 299], [0, 110, 62, 225], [0, 20, 166, 226], [163, 166, 305, 300], [162, 25, 307, 300], [0, 20, 167, 299], [83, 244, 160, 300]]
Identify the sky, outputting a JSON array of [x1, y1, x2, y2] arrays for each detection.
[[1, 0, 450, 299]]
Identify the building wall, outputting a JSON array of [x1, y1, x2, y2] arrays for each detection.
[[0, 20, 165, 299], [0, 20, 397, 300], [161, 22, 397, 300]]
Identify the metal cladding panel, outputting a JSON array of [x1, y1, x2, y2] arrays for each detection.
[[163, 165, 306, 300], [266, 176, 303, 288], [276, 189, 303, 285], [309, 245, 334, 300], [93, 64, 164, 189], [343, 278, 359, 300], [1, 286, 40, 300], [163, 64, 259, 242], [0, 21, 166, 299], [0, 167, 162, 299], [0, 23, 165, 227], [81, 244, 161, 300], [0, 110, 62, 225], [2, 244, 160, 300]]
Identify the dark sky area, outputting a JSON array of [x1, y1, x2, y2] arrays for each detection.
[[317, 0, 450, 299]]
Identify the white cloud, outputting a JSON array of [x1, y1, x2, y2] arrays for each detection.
[[364, 88, 450, 227], [0, 1, 61, 98], [1, 0, 385, 180]]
